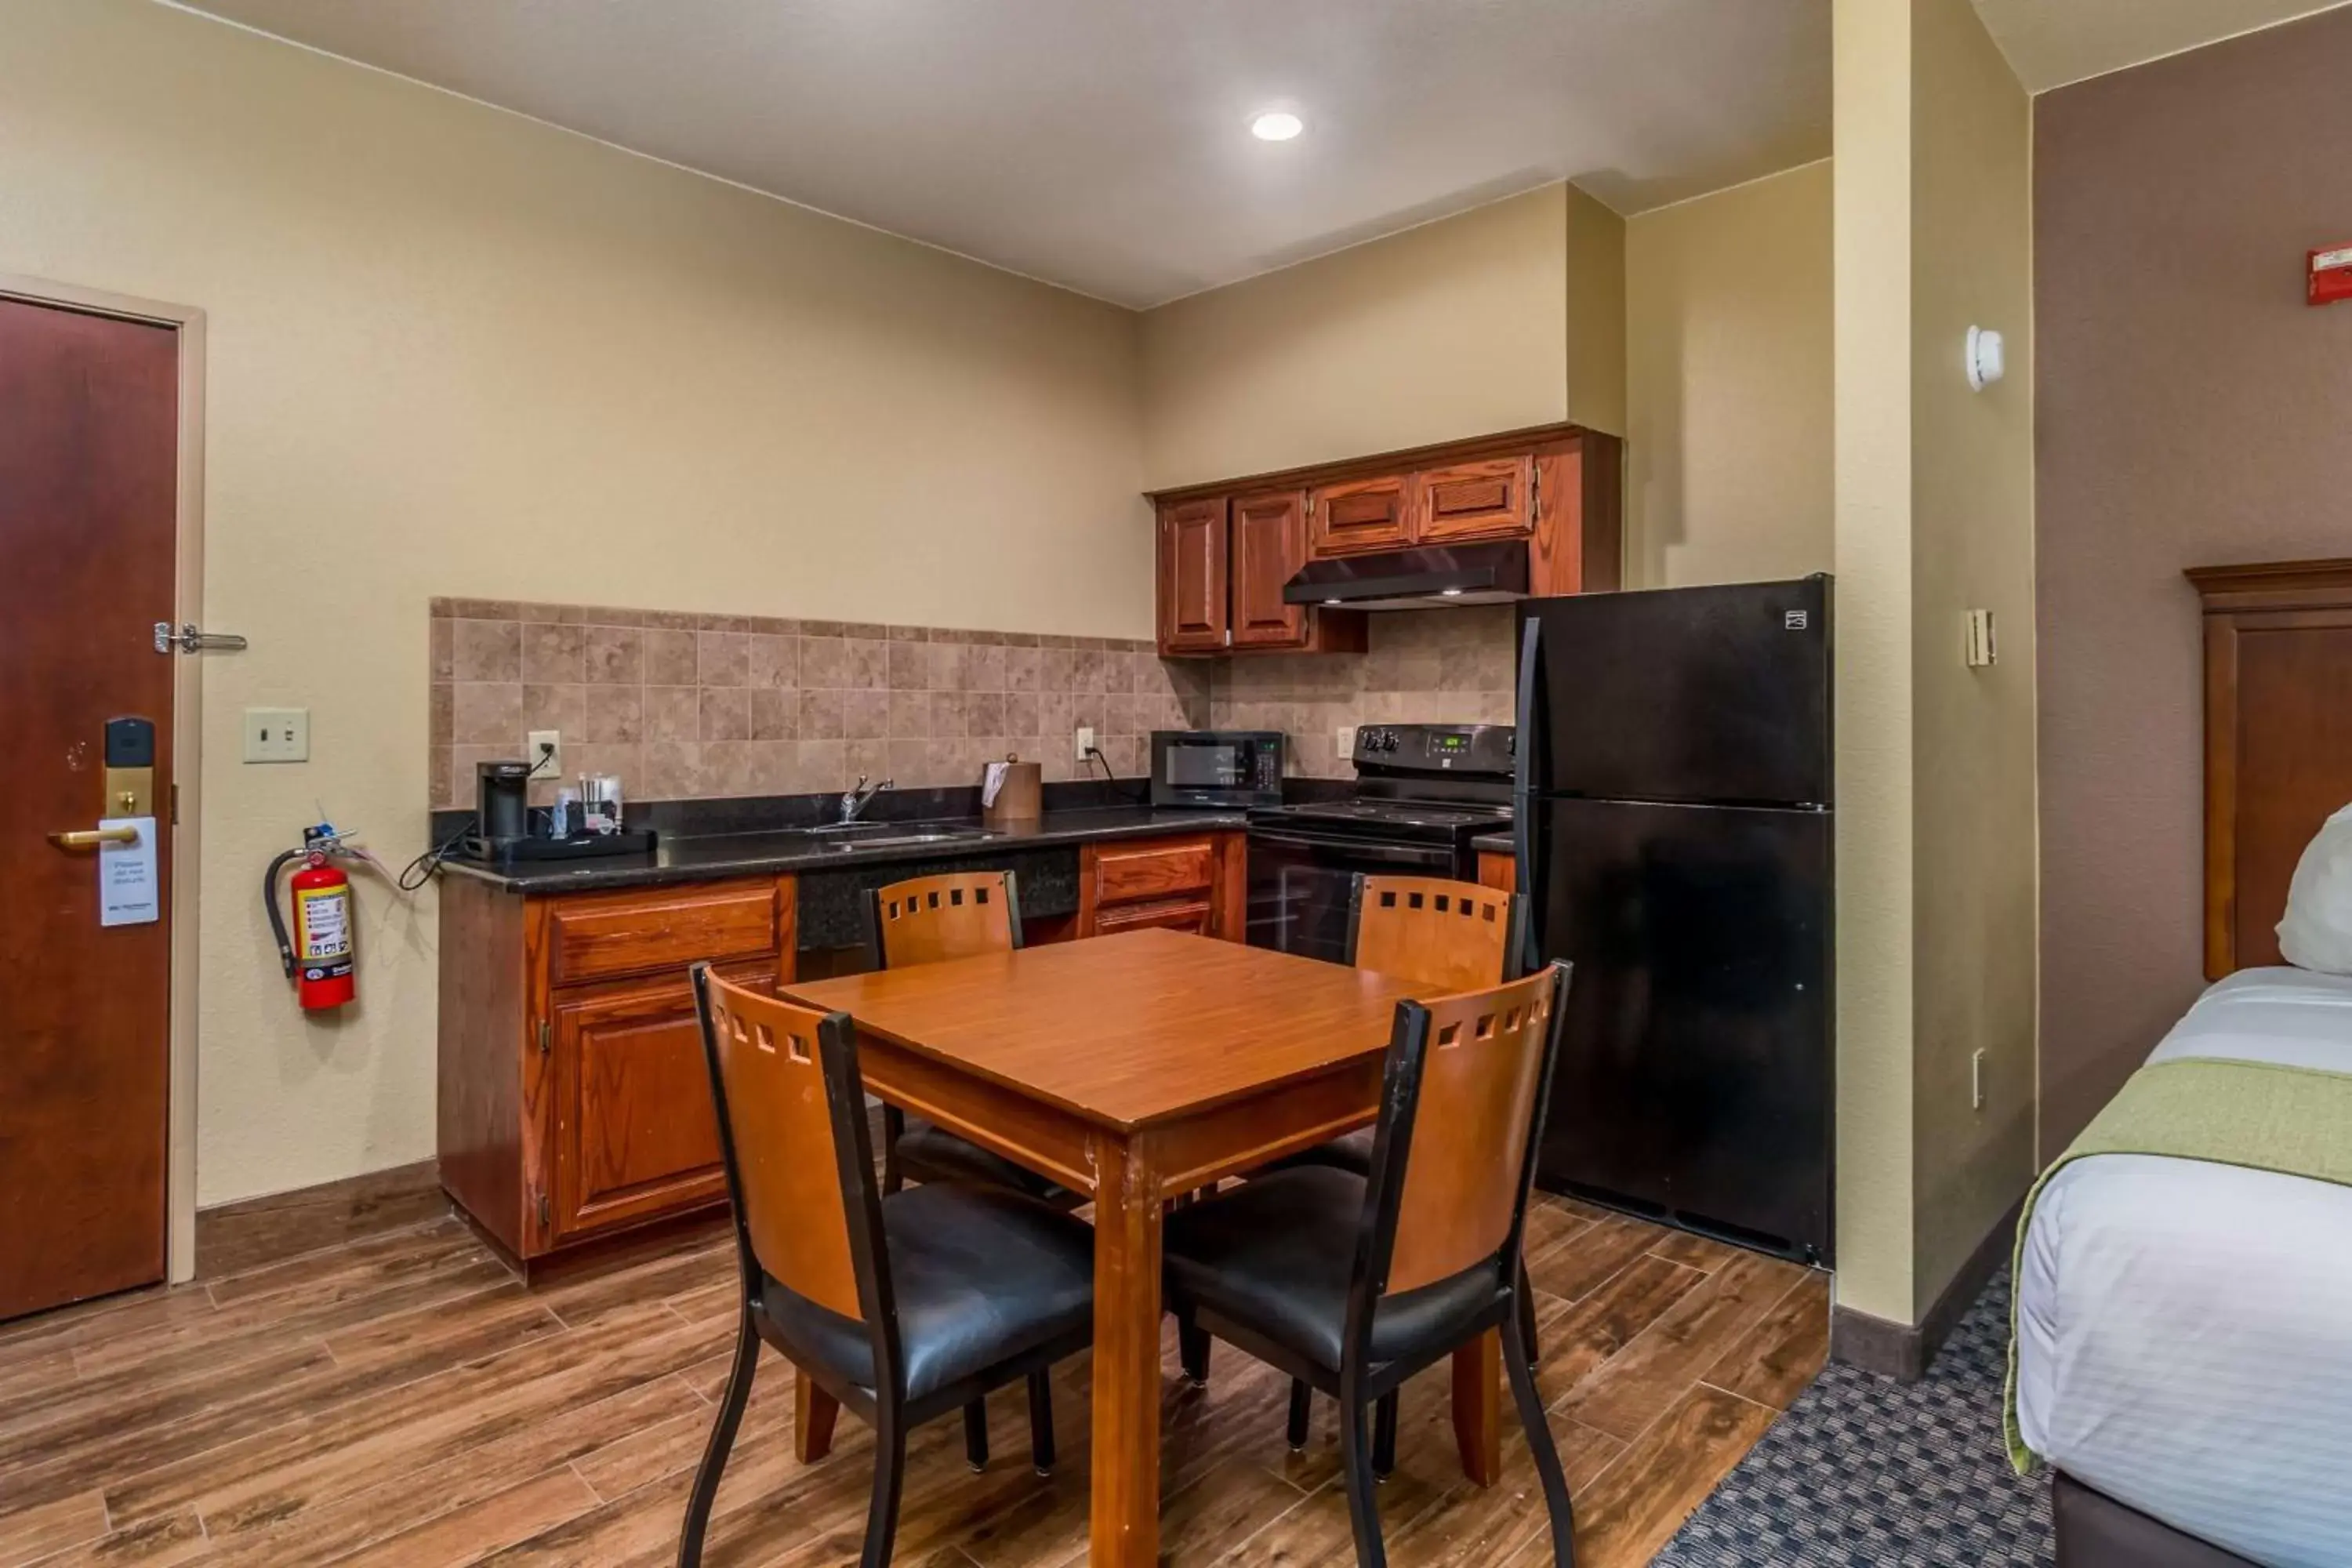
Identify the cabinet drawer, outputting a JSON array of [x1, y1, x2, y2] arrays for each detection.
[[1092, 839, 1215, 907], [1094, 898, 1214, 937], [546, 880, 779, 987]]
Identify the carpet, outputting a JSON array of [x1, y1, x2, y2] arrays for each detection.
[[1652, 1272, 2053, 1566]]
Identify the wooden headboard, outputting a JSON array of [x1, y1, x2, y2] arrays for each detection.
[[2188, 559, 2352, 978]]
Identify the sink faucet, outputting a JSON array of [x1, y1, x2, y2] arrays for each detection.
[[839, 773, 894, 824]]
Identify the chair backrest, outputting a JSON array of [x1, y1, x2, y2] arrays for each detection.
[[1349, 874, 1519, 996], [865, 869, 1023, 970], [1365, 964, 1570, 1297], [693, 966, 870, 1321]]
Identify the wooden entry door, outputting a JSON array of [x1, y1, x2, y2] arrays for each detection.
[[0, 296, 181, 1321]]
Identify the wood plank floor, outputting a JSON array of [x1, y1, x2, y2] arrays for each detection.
[[0, 1185, 1826, 1568]]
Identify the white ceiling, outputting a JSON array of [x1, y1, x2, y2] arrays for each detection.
[[1971, 0, 2352, 93], [171, 0, 1831, 309]]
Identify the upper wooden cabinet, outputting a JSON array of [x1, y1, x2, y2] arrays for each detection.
[[1149, 424, 1622, 657], [1230, 489, 1310, 648], [1309, 474, 1417, 557], [1156, 496, 1229, 652], [1417, 455, 1535, 545]]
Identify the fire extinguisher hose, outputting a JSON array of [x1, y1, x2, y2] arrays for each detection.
[[264, 848, 305, 979]]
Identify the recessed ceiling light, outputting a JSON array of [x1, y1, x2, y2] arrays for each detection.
[[1250, 111, 1304, 143]]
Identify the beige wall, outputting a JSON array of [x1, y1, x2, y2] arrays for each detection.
[[1906, 0, 2037, 1320], [1138, 183, 1624, 489], [1, 0, 1148, 1206], [1831, 0, 2039, 1327], [2034, 5, 2352, 1157], [1624, 162, 1834, 589], [1831, 0, 1920, 1323]]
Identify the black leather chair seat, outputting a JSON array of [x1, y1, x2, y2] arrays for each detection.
[[1274, 1127, 1375, 1176], [1163, 1165, 1505, 1372], [897, 1122, 1072, 1204], [762, 1181, 1093, 1403]]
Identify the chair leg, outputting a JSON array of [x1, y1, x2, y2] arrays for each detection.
[[1026, 1369, 1056, 1475], [862, 1408, 908, 1568], [1504, 1300, 1577, 1567], [1372, 1391, 1399, 1481], [881, 1105, 907, 1194], [1287, 1378, 1312, 1450], [1178, 1312, 1211, 1387], [1519, 1261, 1541, 1364], [677, 1304, 759, 1568], [1338, 1391, 1388, 1568], [962, 1397, 989, 1472]]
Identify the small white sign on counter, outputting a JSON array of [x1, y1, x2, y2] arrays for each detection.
[[100, 816, 160, 927]]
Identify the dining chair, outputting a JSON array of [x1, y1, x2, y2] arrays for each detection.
[[1207, 873, 1536, 1467], [1163, 964, 1578, 1568], [864, 870, 1079, 1210], [680, 964, 1095, 1568]]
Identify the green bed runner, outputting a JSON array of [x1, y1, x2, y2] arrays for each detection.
[[2005, 1054, 2352, 1473]]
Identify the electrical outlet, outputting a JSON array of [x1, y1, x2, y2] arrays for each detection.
[[527, 729, 563, 782], [1336, 725, 1356, 758], [243, 706, 309, 763], [1971, 1047, 1987, 1110], [1074, 725, 1095, 760]]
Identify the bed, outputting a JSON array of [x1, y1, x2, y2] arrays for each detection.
[[2013, 561, 2352, 1568], [2016, 967, 2352, 1567]]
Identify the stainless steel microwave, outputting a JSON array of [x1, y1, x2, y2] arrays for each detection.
[[1148, 730, 1284, 808]]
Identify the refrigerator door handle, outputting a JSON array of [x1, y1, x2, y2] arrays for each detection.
[[1513, 614, 1543, 800]]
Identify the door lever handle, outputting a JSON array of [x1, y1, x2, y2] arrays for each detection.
[[49, 826, 140, 850]]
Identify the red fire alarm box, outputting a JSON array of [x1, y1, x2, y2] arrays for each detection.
[[2310, 243, 2352, 306]]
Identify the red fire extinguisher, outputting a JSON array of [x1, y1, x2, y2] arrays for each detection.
[[267, 823, 357, 1010]]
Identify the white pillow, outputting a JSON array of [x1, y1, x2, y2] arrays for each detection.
[[2278, 802, 2352, 975]]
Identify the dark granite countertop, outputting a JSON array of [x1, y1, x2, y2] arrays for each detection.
[[439, 804, 1249, 895]]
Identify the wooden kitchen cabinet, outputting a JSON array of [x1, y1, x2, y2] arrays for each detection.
[[1230, 488, 1311, 648], [437, 872, 794, 1267], [1308, 472, 1417, 556], [1149, 424, 1622, 655], [1156, 496, 1229, 652], [1076, 832, 1247, 942], [1418, 455, 1535, 544]]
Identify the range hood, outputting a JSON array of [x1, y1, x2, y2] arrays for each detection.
[[1282, 541, 1530, 611]]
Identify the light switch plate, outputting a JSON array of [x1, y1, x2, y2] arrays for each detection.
[[245, 706, 309, 763], [1074, 725, 1096, 760], [1965, 608, 1998, 668]]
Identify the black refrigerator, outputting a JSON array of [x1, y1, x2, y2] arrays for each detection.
[[1513, 576, 1833, 1265]]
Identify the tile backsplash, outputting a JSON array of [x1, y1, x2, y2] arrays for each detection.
[[1207, 607, 1519, 780], [426, 598, 1518, 806], [427, 598, 1210, 808]]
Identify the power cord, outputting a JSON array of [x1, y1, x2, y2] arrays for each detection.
[[399, 820, 475, 892], [1084, 747, 1149, 805]]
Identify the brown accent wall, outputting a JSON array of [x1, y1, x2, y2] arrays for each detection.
[[2034, 7, 2352, 1157]]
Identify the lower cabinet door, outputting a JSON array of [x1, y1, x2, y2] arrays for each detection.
[[1092, 898, 1216, 937], [548, 970, 766, 1243]]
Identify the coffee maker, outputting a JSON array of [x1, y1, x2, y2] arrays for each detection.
[[474, 760, 532, 848]]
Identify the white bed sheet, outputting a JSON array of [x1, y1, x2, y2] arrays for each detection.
[[2016, 967, 2352, 1568]]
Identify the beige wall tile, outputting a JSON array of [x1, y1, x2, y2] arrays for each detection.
[[697, 631, 748, 688], [450, 619, 521, 683], [643, 628, 699, 686], [584, 626, 642, 685], [521, 622, 584, 684]]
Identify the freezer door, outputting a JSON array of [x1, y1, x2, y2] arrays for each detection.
[[1517, 576, 1831, 807], [1530, 797, 1832, 1262]]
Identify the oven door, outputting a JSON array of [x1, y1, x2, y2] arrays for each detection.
[[1244, 826, 1461, 964]]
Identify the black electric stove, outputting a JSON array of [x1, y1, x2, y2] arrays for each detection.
[[1244, 723, 1513, 960]]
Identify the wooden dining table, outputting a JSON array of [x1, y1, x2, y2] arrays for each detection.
[[780, 927, 1510, 1567]]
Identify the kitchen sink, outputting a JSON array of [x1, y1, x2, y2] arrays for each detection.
[[822, 828, 999, 851]]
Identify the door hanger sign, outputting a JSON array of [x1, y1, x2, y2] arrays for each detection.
[[99, 817, 161, 927]]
